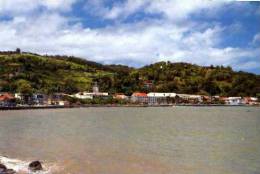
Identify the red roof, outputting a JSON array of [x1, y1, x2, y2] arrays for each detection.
[[132, 92, 147, 97], [0, 93, 15, 101], [219, 97, 228, 101]]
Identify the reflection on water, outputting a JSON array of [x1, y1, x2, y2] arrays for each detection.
[[0, 107, 260, 174]]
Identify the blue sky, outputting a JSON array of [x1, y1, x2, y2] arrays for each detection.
[[0, 0, 259, 74]]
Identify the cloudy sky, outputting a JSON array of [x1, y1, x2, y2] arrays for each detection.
[[0, 0, 259, 74]]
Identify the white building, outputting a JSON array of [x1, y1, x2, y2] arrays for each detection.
[[131, 92, 148, 104], [226, 97, 242, 105], [177, 94, 202, 100], [72, 82, 109, 100], [72, 92, 94, 99], [93, 82, 99, 93], [147, 92, 176, 105]]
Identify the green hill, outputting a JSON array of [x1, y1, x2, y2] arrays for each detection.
[[0, 51, 259, 96]]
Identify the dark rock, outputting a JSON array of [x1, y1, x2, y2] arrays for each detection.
[[0, 163, 7, 173], [28, 161, 43, 171], [3, 169, 16, 174], [0, 164, 16, 174]]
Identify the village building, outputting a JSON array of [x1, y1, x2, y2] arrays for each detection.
[[72, 82, 109, 100], [0, 93, 16, 107], [15, 93, 33, 105], [48, 93, 68, 106], [226, 97, 243, 105], [147, 93, 176, 105], [92, 82, 109, 98], [177, 94, 203, 104], [219, 97, 228, 104], [32, 93, 48, 105], [73, 92, 94, 100], [131, 92, 148, 104], [242, 97, 259, 105], [15, 93, 49, 105], [113, 93, 129, 100]]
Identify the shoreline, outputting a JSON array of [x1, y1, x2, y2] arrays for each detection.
[[0, 104, 259, 110]]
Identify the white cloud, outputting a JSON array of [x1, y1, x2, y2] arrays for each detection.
[[0, 0, 259, 73], [86, 0, 226, 21], [253, 33, 260, 44], [41, 0, 76, 10], [104, 0, 149, 20], [0, 0, 76, 14], [1, 12, 258, 71], [145, 0, 224, 20]]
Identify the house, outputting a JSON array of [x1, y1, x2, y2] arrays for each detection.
[[72, 91, 109, 100], [32, 93, 48, 105], [0, 93, 16, 107], [131, 92, 148, 104], [177, 94, 203, 104], [73, 92, 94, 100], [113, 93, 129, 100], [242, 97, 259, 105], [226, 97, 242, 105], [48, 93, 68, 106], [15, 93, 33, 105], [72, 82, 109, 100], [147, 93, 176, 105], [93, 92, 109, 97], [219, 97, 228, 104], [14, 93, 48, 105]]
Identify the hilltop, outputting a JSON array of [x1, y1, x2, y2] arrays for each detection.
[[0, 51, 259, 97]]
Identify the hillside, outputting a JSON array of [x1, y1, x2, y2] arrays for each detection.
[[0, 51, 259, 96], [0, 52, 114, 94]]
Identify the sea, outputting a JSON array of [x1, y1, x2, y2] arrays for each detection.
[[0, 107, 260, 174]]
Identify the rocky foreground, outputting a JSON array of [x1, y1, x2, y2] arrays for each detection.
[[0, 161, 42, 174]]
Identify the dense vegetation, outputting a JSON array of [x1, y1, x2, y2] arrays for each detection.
[[0, 51, 259, 96]]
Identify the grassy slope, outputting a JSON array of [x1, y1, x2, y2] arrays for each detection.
[[0, 53, 113, 94], [0, 52, 259, 96]]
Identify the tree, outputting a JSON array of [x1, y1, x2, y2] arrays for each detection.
[[203, 80, 221, 96], [16, 79, 33, 94]]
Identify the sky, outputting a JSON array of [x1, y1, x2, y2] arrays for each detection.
[[0, 0, 259, 74]]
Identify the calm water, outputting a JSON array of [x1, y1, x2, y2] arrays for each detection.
[[0, 107, 260, 174]]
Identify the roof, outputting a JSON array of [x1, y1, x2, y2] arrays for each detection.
[[244, 97, 258, 101], [147, 93, 176, 97], [228, 97, 242, 99], [0, 93, 15, 101], [177, 94, 202, 99], [132, 92, 147, 97]]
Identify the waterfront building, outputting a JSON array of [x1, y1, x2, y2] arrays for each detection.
[[93, 82, 99, 93], [114, 93, 129, 100], [0, 93, 16, 107], [131, 92, 148, 104], [32, 93, 48, 105], [72, 91, 109, 100], [15, 93, 34, 105], [242, 97, 259, 105], [147, 93, 176, 105], [91, 82, 109, 98], [73, 92, 94, 99], [177, 94, 203, 104], [48, 93, 68, 106], [226, 97, 243, 105]]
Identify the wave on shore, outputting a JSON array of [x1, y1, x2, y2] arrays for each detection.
[[0, 156, 59, 174]]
